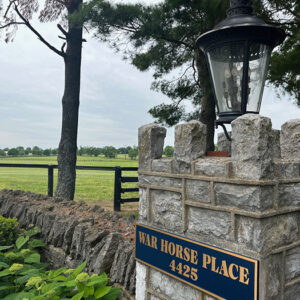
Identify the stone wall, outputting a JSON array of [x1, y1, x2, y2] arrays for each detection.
[[0, 190, 136, 297], [137, 116, 300, 300]]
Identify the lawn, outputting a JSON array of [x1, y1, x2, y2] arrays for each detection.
[[0, 155, 139, 213]]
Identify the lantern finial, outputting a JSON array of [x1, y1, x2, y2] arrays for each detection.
[[227, 0, 253, 17]]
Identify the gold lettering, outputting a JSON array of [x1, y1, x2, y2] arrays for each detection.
[[190, 249, 198, 265], [228, 264, 239, 280], [239, 266, 250, 285], [139, 232, 146, 244], [184, 247, 191, 262], [151, 236, 158, 250], [202, 254, 211, 269], [168, 242, 176, 256], [161, 239, 168, 253], [176, 244, 183, 259], [219, 260, 229, 278], [146, 235, 151, 246], [211, 256, 220, 273]]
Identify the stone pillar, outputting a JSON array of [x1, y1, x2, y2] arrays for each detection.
[[136, 115, 300, 300]]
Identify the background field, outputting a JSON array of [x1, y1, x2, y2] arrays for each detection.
[[0, 155, 139, 214]]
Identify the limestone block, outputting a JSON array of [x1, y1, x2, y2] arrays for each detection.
[[186, 179, 210, 203], [152, 158, 173, 173], [149, 269, 201, 300], [205, 295, 218, 300], [151, 190, 182, 233], [217, 132, 231, 152], [139, 175, 182, 189], [259, 254, 281, 299], [135, 262, 147, 300], [195, 158, 232, 177], [139, 188, 147, 221], [281, 119, 300, 159], [88, 233, 121, 274], [231, 114, 274, 180], [270, 129, 281, 159], [214, 184, 274, 211], [278, 183, 300, 207], [274, 161, 300, 179], [149, 295, 161, 300], [187, 207, 231, 240], [110, 240, 134, 285], [139, 124, 166, 171], [174, 121, 207, 174], [237, 214, 299, 253], [285, 246, 300, 281], [284, 282, 300, 299]]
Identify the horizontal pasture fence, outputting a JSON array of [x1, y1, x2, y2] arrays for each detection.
[[0, 164, 139, 211]]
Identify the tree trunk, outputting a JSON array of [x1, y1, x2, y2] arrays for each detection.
[[195, 48, 216, 152], [55, 1, 83, 200]]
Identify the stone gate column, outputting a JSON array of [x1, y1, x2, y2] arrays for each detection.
[[136, 116, 300, 300]]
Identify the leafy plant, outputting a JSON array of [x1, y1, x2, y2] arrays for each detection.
[[0, 216, 20, 246], [0, 221, 120, 300]]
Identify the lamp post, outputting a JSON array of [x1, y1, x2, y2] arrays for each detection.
[[196, 0, 286, 140]]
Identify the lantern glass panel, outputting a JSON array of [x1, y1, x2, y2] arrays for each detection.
[[247, 43, 271, 112], [207, 42, 245, 113]]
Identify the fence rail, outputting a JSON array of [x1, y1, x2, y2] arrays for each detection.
[[0, 163, 139, 211]]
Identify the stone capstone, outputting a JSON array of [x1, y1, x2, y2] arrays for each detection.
[[281, 119, 300, 159], [138, 124, 166, 171], [194, 158, 232, 177], [217, 132, 231, 152], [174, 120, 207, 174], [231, 114, 274, 180]]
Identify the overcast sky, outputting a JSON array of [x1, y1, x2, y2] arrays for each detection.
[[0, 0, 299, 149]]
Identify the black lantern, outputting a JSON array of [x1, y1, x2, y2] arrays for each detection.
[[196, 0, 285, 137]]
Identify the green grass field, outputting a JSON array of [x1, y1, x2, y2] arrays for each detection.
[[0, 155, 139, 212]]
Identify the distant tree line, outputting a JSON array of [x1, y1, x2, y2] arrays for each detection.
[[0, 145, 140, 160]]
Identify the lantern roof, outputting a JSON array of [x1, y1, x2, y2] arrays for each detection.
[[196, 0, 286, 52]]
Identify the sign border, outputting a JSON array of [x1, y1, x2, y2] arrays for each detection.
[[135, 223, 259, 300]]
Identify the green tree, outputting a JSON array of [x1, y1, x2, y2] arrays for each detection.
[[164, 145, 174, 157], [79, 0, 299, 150], [32, 146, 42, 156], [43, 149, 51, 156], [0, 149, 6, 156], [0, 0, 85, 200], [25, 147, 31, 155], [8, 148, 18, 156], [76, 0, 229, 151], [128, 146, 138, 160], [255, 0, 300, 102], [103, 146, 117, 158], [16, 146, 25, 156]]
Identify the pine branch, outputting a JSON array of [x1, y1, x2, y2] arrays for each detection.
[[0, 21, 25, 29], [14, 5, 66, 58]]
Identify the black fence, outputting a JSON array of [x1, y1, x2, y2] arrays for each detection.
[[0, 164, 139, 211]]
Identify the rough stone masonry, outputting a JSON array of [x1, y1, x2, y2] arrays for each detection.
[[0, 190, 136, 298], [136, 116, 300, 300]]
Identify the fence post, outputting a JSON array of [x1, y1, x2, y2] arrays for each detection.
[[48, 165, 54, 197], [114, 166, 122, 211]]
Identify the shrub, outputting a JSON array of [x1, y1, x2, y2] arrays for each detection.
[[0, 216, 19, 246], [0, 222, 120, 300]]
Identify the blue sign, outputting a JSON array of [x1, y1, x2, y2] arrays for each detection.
[[135, 224, 259, 300]]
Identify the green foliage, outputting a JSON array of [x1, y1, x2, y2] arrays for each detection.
[[0, 216, 19, 246], [0, 222, 120, 300], [163, 146, 174, 157], [7, 148, 19, 156], [103, 146, 117, 159], [0, 149, 6, 156], [128, 146, 138, 160]]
